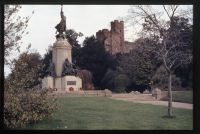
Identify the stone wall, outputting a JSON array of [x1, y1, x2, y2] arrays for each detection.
[[96, 20, 136, 55]]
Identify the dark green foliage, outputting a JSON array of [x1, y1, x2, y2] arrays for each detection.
[[100, 38, 161, 92], [114, 73, 130, 93], [169, 16, 192, 49], [65, 29, 83, 48], [101, 69, 116, 90], [40, 46, 53, 78], [116, 40, 161, 91], [76, 36, 117, 88], [151, 65, 182, 90], [101, 68, 130, 93], [174, 63, 192, 89], [65, 29, 83, 64]]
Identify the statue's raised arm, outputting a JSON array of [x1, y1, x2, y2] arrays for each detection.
[[55, 5, 66, 38]]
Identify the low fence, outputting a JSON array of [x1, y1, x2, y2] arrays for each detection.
[[49, 89, 189, 100], [49, 89, 112, 97]]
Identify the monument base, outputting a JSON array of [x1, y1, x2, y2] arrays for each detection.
[[62, 75, 82, 92], [55, 77, 63, 90], [42, 76, 54, 89], [42, 75, 82, 92]]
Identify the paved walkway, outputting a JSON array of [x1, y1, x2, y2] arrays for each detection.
[[111, 97, 193, 110]]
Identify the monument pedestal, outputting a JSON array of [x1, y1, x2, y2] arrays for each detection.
[[53, 38, 72, 77], [42, 37, 82, 92], [42, 76, 54, 89], [55, 77, 63, 90], [62, 75, 82, 92]]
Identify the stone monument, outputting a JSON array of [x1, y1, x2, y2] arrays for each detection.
[[42, 5, 82, 92]]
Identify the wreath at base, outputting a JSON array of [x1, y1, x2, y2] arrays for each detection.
[[69, 87, 74, 91]]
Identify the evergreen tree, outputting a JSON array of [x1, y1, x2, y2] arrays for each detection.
[[77, 36, 117, 88]]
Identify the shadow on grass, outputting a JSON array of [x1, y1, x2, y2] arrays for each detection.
[[162, 115, 176, 119], [25, 118, 65, 130]]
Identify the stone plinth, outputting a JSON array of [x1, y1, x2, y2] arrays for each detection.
[[52, 38, 72, 77], [62, 75, 82, 92], [55, 77, 62, 90], [42, 76, 54, 89]]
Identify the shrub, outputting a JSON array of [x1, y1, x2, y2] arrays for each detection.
[[101, 69, 116, 90], [113, 74, 130, 93], [151, 65, 181, 90], [4, 87, 57, 129]]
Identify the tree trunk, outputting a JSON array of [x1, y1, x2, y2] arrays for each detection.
[[168, 72, 173, 117]]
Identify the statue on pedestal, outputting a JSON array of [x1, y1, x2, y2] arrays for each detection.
[[55, 5, 66, 39]]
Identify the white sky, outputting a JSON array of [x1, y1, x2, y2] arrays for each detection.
[[18, 5, 132, 56], [4, 5, 192, 77]]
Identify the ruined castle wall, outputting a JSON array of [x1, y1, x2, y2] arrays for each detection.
[[110, 32, 122, 54], [104, 37, 112, 52], [110, 20, 125, 54], [96, 20, 137, 55], [124, 41, 138, 53]]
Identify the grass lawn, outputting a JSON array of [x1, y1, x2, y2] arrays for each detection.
[[25, 97, 193, 130], [172, 91, 193, 104]]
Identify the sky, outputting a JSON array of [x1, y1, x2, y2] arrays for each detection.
[[18, 5, 132, 56], [4, 5, 192, 76]]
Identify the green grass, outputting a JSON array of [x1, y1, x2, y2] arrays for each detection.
[[172, 91, 193, 103], [25, 97, 193, 130]]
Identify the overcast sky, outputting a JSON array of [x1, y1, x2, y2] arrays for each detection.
[[4, 5, 192, 76], [18, 5, 132, 55]]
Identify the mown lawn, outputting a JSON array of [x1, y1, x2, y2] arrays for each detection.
[[172, 91, 193, 104], [25, 97, 193, 130]]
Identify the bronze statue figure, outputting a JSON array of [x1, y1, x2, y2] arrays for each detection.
[[47, 62, 56, 77], [55, 5, 66, 37], [62, 58, 76, 76]]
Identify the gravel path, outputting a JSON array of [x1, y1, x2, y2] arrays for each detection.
[[111, 97, 193, 110]]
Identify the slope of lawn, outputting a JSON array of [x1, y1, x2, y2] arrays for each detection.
[[25, 97, 193, 130], [172, 91, 193, 104]]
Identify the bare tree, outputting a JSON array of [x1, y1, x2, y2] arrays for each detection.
[[127, 5, 192, 117], [4, 5, 34, 65]]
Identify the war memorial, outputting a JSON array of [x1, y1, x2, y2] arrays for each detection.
[[42, 6, 82, 92]]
